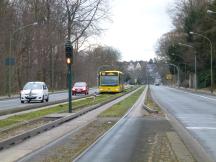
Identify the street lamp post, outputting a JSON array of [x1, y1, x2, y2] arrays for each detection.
[[178, 43, 197, 91], [171, 53, 188, 82], [167, 63, 180, 87], [8, 22, 38, 97], [189, 31, 213, 93]]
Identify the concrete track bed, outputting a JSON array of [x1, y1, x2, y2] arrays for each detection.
[[0, 87, 138, 151], [0, 118, 53, 141], [23, 118, 118, 162]]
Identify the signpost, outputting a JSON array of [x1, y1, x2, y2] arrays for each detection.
[[166, 74, 173, 80]]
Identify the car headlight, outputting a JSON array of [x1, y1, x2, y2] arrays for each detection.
[[20, 91, 25, 95]]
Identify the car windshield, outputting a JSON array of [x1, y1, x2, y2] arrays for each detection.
[[100, 76, 118, 86], [74, 82, 86, 87], [23, 83, 43, 90]]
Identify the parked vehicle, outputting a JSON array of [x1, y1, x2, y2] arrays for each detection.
[[20, 82, 49, 103], [72, 82, 89, 95]]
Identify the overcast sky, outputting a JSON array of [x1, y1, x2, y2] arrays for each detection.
[[95, 0, 175, 61]]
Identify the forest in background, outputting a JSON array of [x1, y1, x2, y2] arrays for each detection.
[[0, 0, 124, 95], [156, 0, 216, 88]]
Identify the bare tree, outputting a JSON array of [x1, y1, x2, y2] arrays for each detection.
[[0, 0, 111, 95]]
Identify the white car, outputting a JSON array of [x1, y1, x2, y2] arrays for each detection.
[[20, 82, 49, 103]]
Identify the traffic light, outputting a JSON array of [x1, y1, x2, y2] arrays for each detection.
[[65, 40, 73, 64], [65, 40, 73, 113]]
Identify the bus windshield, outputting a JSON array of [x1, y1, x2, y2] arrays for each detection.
[[100, 76, 119, 86]]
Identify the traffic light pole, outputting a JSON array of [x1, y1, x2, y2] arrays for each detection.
[[65, 40, 73, 113], [67, 63, 72, 113]]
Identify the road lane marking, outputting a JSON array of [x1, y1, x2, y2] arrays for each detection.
[[166, 87, 216, 102], [187, 127, 216, 130]]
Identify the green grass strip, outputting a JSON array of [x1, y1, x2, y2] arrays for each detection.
[[99, 87, 144, 117], [0, 87, 135, 129]]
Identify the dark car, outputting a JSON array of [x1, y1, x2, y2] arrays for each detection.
[[72, 82, 89, 95]]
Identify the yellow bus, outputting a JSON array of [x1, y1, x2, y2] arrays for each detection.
[[98, 70, 124, 93]]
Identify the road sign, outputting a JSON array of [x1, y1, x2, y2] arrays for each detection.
[[166, 74, 172, 80], [5, 57, 15, 65]]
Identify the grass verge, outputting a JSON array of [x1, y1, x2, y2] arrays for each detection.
[[99, 86, 144, 117], [0, 87, 135, 129]]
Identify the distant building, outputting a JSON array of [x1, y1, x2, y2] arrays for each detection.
[[127, 62, 135, 71], [135, 63, 141, 70]]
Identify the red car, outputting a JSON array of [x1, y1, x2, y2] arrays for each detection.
[[72, 82, 89, 95]]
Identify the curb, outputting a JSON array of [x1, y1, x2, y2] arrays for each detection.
[[142, 86, 158, 113], [142, 103, 158, 113]]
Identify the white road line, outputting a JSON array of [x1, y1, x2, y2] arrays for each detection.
[[166, 87, 216, 102], [187, 127, 216, 130]]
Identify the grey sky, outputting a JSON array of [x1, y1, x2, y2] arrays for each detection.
[[98, 0, 174, 61]]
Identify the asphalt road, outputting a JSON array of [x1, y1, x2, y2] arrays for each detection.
[[151, 86, 216, 161], [0, 88, 97, 112]]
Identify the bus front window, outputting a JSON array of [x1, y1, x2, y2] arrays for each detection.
[[100, 76, 119, 86]]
